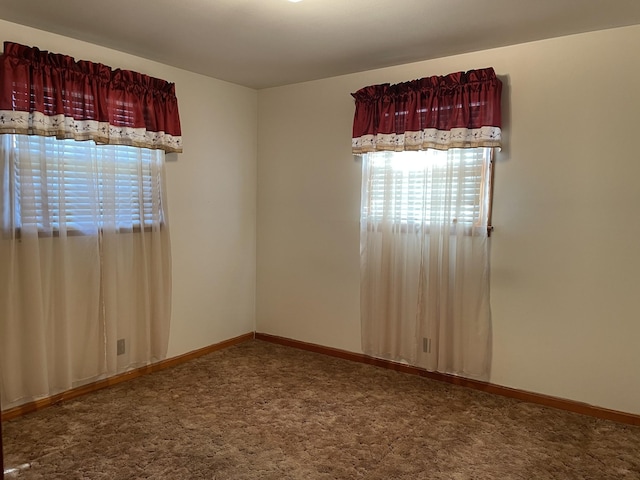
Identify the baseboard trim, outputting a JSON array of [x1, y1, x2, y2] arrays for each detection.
[[255, 332, 640, 427], [5, 331, 638, 427], [1, 332, 255, 421]]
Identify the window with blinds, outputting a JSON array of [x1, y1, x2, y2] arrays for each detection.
[[1, 134, 164, 235], [362, 147, 492, 232]]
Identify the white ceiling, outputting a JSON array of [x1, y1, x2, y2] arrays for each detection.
[[1, 0, 640, 89]]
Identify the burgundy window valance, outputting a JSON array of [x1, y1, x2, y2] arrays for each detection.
[[0, 42, 182, 153], [351, 67, 502, 154]]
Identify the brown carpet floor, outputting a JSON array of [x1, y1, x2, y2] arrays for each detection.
[[3, 340, 640, 479]]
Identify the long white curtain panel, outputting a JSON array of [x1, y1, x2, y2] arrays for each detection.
[[359, 148, 492, 380], [0, 135, 172, 408]]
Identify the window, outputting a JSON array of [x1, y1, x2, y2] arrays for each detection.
[[354, 69, 500, 379], [1, 134, 165, 236], [0, 42, 176, 410], [362, 147, 493, 234]]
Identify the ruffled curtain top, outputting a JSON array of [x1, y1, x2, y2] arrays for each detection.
[[0, 41, 183, 153], [351, 67, 502, 153]]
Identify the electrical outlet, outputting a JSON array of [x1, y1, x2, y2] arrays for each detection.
[[117, 338, 125, 356], [422, 337, 431, 353]]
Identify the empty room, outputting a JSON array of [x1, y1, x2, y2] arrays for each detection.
[[1, 0, 640, 478]]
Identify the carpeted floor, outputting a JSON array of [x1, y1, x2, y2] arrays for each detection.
[[3, 340, 640, 479]]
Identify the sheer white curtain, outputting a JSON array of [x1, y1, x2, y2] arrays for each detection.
[[360, 148, 492, 380], [0, 134, 171, 409]]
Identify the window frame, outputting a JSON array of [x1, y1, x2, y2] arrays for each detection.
[[1, 134, 166, 239], [361, 147, 495, 237]]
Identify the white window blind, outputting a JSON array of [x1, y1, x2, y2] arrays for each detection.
[[362, 147, 492, 230], [1, 134, 164, 235]]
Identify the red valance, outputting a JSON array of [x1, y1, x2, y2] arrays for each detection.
[[0, 42, 182, 153], [351, 67, 502, 153]]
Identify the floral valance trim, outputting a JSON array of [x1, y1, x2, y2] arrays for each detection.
[[352, 126, 501, 154], [0, 111, 183, 153]]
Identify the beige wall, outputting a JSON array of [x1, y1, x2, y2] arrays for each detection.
[[3, 18, 639, 416], [0, 19, 258, 358], [257, 25, 640, 415]]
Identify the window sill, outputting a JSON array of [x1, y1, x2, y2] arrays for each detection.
[[4, 224, 165, 240], [364, 222, 493, 236]]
